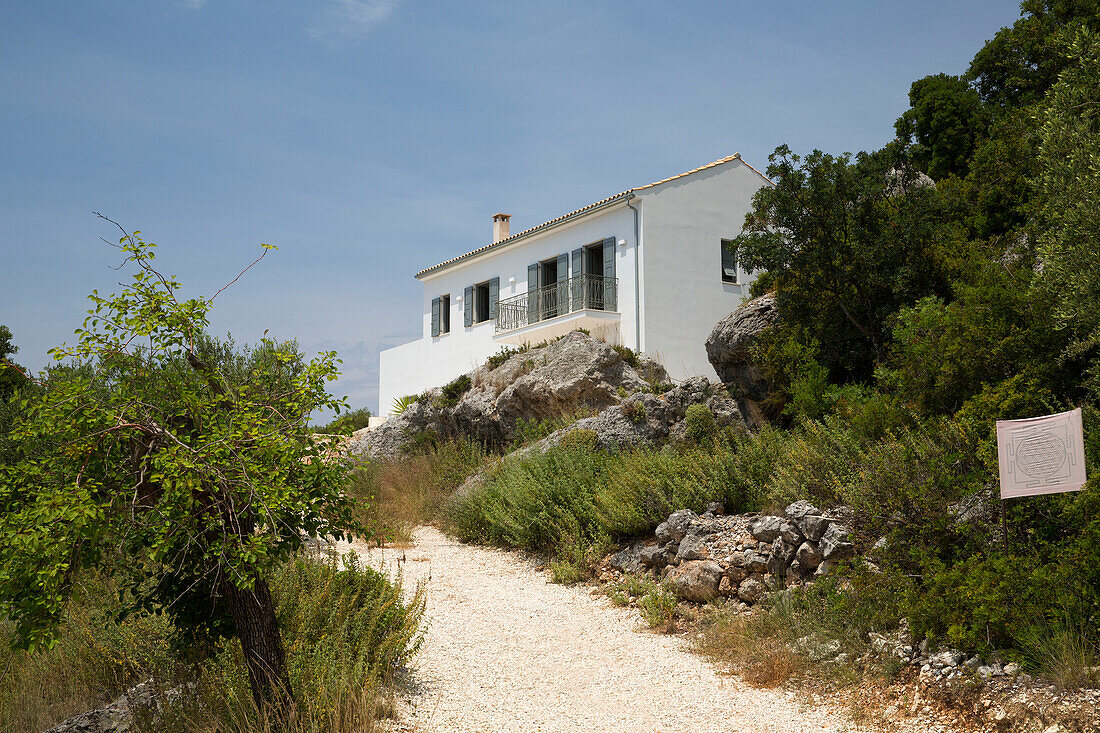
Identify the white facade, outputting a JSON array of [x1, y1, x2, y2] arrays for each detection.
[[378, 155, 770, 415]]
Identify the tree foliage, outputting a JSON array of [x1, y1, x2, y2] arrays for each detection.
[[0, 226, 357, 715], [732, 145, 955, 380]]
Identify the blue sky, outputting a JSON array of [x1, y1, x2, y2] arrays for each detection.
[[1, 1, 1022, 416]]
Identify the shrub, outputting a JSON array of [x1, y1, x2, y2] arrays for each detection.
[[638, 583, 679, 630], [621, 400, 646, 424], [439, 374, 472, 407], [683, 404, 718, 446], [444, 444, 762, 576], [558, 428, 599, 452], [313, 407, 372, 435], [3, 554, 425, 733], [611, 344, 640, 369], [485, 345, 530, 370]]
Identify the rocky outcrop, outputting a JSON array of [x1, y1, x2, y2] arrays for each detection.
[[600, 501, 855, 607], [349, 332, 670, 458], [44, 682, 156, 733], [536, 376, 745, 451], [705, 294, 778, 426]]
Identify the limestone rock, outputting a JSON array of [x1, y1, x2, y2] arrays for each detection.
[[749, 515, 784, 542], [705, 294, 778, 402], [795, 541, 824, 570], [819, 523, 854, 560], [666, 560, 724, 602], [737, 576, 765, 603]]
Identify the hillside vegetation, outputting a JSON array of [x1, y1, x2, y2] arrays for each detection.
[[446, 1, 1100, 685]]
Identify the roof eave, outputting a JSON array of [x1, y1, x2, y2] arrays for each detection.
[[414, 193, 634, 280]]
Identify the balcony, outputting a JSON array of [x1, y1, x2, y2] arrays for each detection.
[[495, 274, 620, 344]]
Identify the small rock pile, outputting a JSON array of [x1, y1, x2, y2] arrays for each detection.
[[603, 500, 855, 605]]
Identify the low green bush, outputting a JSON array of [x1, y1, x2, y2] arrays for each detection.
[[683, 404, 718, 446], [444, 443, 762, 571], [620, 400, 646, 424], [439, 374, 472, 407]]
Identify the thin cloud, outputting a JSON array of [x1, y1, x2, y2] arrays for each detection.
[[309, 0, 399, 44]]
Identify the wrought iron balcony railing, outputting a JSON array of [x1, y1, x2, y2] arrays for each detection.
[[496, 274, 618, 332]]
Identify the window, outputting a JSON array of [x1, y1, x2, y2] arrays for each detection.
[[721, 239, 738, 283], [464, 277, 499, 327], [476, 282, 490, 323], [430, 294, 450, 337]]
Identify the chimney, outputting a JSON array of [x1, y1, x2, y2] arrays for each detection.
[[492, 213, 511, 243]]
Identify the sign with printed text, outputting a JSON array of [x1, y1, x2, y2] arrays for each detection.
[[996, 408, 1087, 499]]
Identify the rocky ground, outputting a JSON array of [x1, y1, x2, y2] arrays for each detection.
[[592, 504, 1100, 733]]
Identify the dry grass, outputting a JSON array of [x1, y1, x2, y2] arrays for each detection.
[[348, 441, 486, 546], [1015, 620, 1100, 690], [693, 606, 805, 687]]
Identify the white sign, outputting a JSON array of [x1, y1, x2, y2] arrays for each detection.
[[996, 408, 1087, 499]]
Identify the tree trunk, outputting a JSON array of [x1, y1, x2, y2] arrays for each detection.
[[222, 571, 295, 721]]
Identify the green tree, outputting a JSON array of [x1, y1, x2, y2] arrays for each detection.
[[0, 325, 29, 401], [1031, 29, 1100, 396], [967, 0, 1100, 108], [733, 145, 956, 381], [0, 225, 357, 717], [895, 73, 987, 181]]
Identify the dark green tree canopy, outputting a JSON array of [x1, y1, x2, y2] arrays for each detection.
[[967, 0, 1100, 108], [895, 73, 987, 181], [733, 145, 956, 381]]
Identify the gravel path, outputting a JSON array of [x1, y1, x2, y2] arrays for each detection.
[[352, 527, 856, 733]]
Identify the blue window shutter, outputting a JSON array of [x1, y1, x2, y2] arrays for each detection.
[[527, 263, 539, 322], [431, 297, 440, 337], [556, 253, 570, 314], [603, 237, 616, 310], [488, 277, 499, 320], [571, 248, 584, 307], [464, 286, 474, 327]]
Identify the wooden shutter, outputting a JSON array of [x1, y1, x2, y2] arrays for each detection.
[[464, 286, 474, 327], [431, 297, 440, 337], [527, 263, 539, 322], [488, 277, 499, 320], [571, 248, 584, 308], [603, 237, 616, 310], [556, 253, 570, 314]]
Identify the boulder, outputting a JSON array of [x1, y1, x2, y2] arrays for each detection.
[[741, 549, 768, 574], [785, 500, 830, 541], [639, 544, 665, 568], [609, 544, 645, 574], [662, 509, 698, 543], [749, 515, 784, 542], [819, 523, 855, 560], [780, 520, 803, 545], [45, 681, 156, 733], [705, 294, 778, 403], [795, 541, 823, 569], [676, 534, 708, 562], [666, 560, 724, 602], [737, 576, 766, 603]]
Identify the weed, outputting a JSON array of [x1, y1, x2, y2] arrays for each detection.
[[438, 374, 472, 407], [621, 400, 646, 424]]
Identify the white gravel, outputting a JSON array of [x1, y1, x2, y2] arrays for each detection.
[[352, 527, 857, 733]]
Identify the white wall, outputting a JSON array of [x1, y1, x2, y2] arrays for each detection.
[[378, 204, 639, 414], [637, 159, 768, 381]]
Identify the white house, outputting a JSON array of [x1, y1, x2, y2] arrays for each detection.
[[377, 154, 771, 415]]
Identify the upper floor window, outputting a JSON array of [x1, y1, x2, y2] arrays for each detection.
[[430, 293, 451, 337], [721, 239, 739, 284], [464, 277, 499, 326]]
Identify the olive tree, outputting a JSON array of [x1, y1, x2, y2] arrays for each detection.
[[0, 222, 357, 717]]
